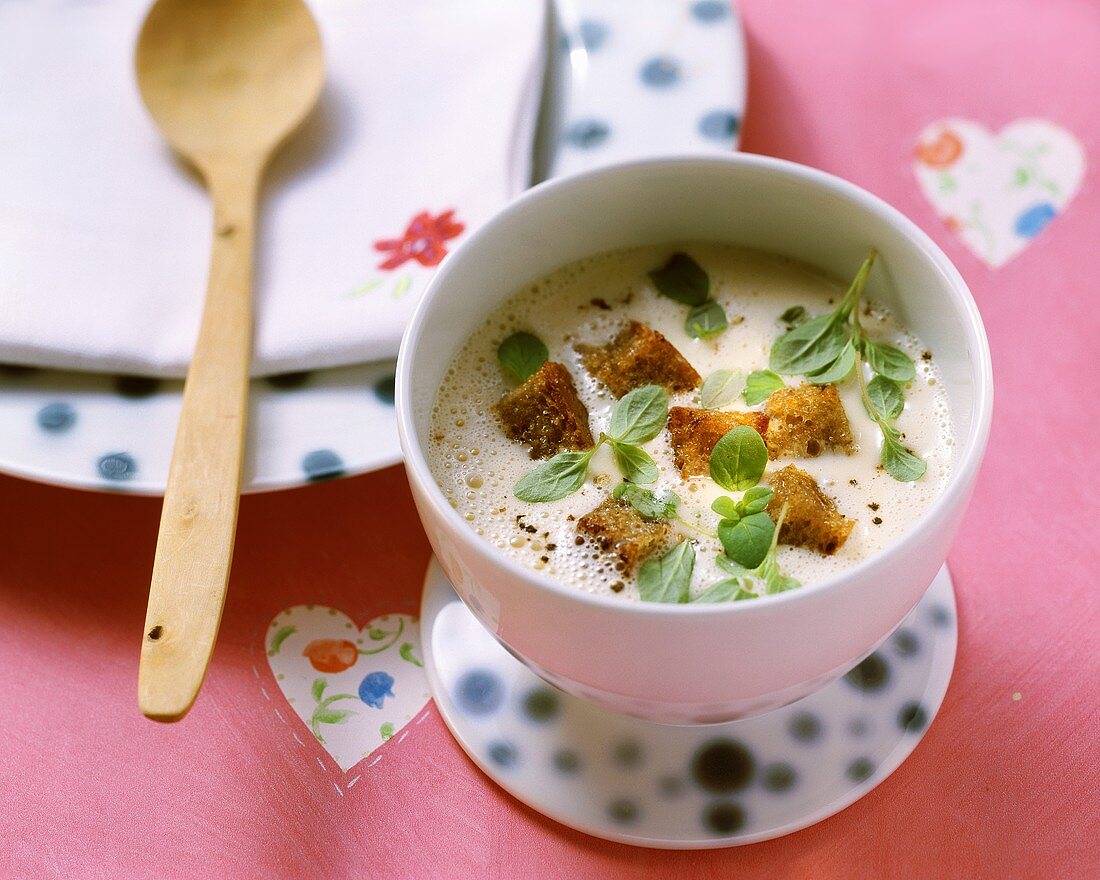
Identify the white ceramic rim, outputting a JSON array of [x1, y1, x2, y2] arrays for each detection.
[[396, 153, 994, 618]]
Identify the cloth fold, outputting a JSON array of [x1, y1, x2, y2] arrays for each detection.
[[0, 0, 546, 377]]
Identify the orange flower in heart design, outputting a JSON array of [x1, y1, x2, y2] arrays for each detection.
[[915, 129, 963, 169], [374, 209, 465, 270]]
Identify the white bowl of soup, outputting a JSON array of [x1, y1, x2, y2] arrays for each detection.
[[396, 155, 992, 724]]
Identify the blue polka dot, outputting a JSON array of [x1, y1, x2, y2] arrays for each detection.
[[1014, 202, 1057, 238], [37, 402, 76, 433], [521, 687, 560, 722], [761, 763, 797, 792], [97, 452, 137, 481], [702, 801, 745, 834], [640, 57, 681, 88], [564, 118, 610, 149], [553, 749, 581, 774], [789, 712, 823, 742], [266, 371, 312, 390], [847, 757, 875, 782], [114, 375, 161, 398], [488, 740, 517, 768], [699, 110, 741, 143], [691, 0, 729, 22], [608, 799, 639, 824], [455, 669, 504, 716], [897, 701, 929, 732], [373, 374, 396, 405], [578, 19, 608, 51], [929, 604, 953, 628], [844, 652, 890, 692], [301, 449, 345, 481]]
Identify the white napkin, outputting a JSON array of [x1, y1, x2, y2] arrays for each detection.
[[0, 0, 546, 377]]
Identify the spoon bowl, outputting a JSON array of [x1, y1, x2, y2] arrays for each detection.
[[136, 0, 324, 170]]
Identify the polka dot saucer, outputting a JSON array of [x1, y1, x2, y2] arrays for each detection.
[[421, 561, 957, 848], [0, 0, 746, 494]]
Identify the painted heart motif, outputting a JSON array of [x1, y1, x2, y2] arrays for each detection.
[[265, 606, 431, 771], [913, 118, 1085, 268]]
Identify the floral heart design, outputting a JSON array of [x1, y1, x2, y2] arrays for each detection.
[[266, 606, 431, 771], [913, 119, 1085, 268]]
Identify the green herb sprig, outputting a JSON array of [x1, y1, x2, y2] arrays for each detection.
[[497, 331, 548, 383], [742, 369, 785, 405], [612, 482, 680, 520], [699, 369, 743, 409], [648, 253, 729, 340], [711, 486, 775, 568], [768, 251, 926, 482], [697, 503, 801, 602], [514, 384, 668, 502]]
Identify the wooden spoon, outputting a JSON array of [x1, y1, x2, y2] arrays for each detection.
[[134, 0, 324, 720]]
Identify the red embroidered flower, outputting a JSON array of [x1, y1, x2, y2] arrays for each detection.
[[374, 209, 465, 270], [915, 130, 963, 169]]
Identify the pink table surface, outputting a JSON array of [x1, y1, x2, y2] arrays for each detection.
[[2, 0, 1099, 876]]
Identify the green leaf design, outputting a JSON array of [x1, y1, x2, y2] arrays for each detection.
[[380, 722, 395, 741], [638, 540, 695, 604], [608, 384, 668, 445], [863, 341, 916, 382], [807, 340, 856, 385], [880, 427, 927, 482], [709, 426, 769, 491], [359, 617, 406, 654], [718, 511, 775, 568], [268, 624, 296, 656], [769, 314, 849, 375], [700, 369, 743, 409], [742, 370, 786, 406], [497, 332, 548, 384], [399, 642, 423, 667], [612, 483, 679, 519], [865, 375, 904, 420], [392, 274, 412, 299], [648, 252, 709, 306], [311, 678, 327, 703], [313, 708, 355, 726], [685, 300, 729, 339], [368, 628, 387, 641], [610, 440, 659, 484], [514, 450, 593, 502]]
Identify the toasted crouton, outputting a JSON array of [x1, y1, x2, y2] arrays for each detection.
[[764, 383, 855, 459], [666, 407, 770, 477], [493, 361, 594, 459], [577, 321, 700, 396], [767, 465, 854, 555], [576, 497, 672, 573]]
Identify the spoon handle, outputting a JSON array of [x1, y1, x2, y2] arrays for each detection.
[[138, 163, 260, 721]]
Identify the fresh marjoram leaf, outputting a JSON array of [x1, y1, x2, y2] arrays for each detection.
[[638, 540, 696, 603], [612, 483, 679, 519], [610, 440, 659, 485], [710, 495, 741, 521], [692, 579, 742, 603], [865, 375, 905, 420], [742, 369, 786, 406], [778, 305, 807, 325], [880, 427, 927, 482], [718, 511, 775, 568], [608, 384, 668, 445], [709, 426, 769, 492], [685, 299, 729, 339], [700, 369, 743, 409], [808, 340, 856, 385], [863, 340, 917, 382], [769, 313, 849, 375], [497, 331, 548, 383], [648, 253, 709, 306], [740, 485, 773, 515], [514, 450, 592, 502]]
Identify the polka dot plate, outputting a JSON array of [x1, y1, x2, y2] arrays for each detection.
[[0, 0, 746, 494], [421, 561, 957, 848]]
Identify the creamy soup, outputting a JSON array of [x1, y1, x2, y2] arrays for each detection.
[[427, 244, 953, 602]]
